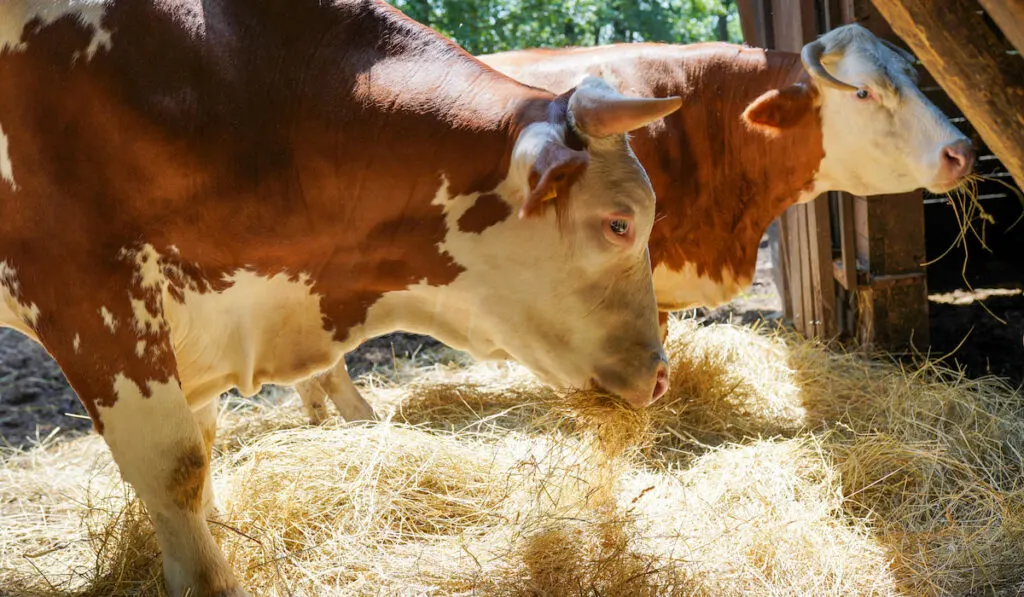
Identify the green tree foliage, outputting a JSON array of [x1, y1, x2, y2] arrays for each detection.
[[389, 0, 742, 55]]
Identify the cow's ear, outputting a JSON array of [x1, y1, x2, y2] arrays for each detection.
[[519, 142, 589, 219], [742, 83, 816, 135]]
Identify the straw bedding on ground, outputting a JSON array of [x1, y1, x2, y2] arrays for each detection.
[[1, 318, 1023, 596]]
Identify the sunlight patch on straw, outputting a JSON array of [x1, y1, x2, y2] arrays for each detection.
[[1, 318, 1023, 596]]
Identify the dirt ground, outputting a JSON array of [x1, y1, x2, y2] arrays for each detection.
[[925, 197, 1024, 384]]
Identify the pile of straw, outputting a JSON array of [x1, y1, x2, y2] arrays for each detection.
[[1, 318, 1022, 596]]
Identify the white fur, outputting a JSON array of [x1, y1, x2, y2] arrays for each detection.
[[99, 306, 117, 332], [652, 262, 750, 310], [122, 244, 168, 340], [0, 0, 112, 61], [812, 25, 968, 196], [165, 270, 342, 407], [0, 124, 16, 190], [73, 334, 81, 353], [0, 260, 40, 333]]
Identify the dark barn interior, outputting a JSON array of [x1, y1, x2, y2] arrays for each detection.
[[915, 2, 1023, 384]]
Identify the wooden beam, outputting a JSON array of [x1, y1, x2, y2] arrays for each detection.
[[736, 0, 768, 46], [978, 0, 1024, 55], [871, 0, 1024, 190]]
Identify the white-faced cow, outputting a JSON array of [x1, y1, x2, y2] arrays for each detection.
[[298, 24, 975, 423], [0, 1, 682, 594]]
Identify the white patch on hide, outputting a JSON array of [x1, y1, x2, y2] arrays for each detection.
[[130, 298, 163, 334], [120, 244, 169, 340], [0, 0, 112, 62], [165, 270, 341, 407], [652, 262, 750, 311], [73, 334, 81, 353], [100, 306, 118, 332], [355, 176, 518, 363], [0, 124, 16, 191], [0, 260, 41, 333]]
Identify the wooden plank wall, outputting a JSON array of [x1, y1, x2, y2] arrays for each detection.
[[766, 0, 837, 340]]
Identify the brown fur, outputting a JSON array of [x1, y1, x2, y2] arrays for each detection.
[[483, 43, 826, 287], [458, 193, 512, 234], [169, 446, 208, 512]]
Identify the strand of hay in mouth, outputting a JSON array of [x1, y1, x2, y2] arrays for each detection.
[[2, 319, 1023, 596]]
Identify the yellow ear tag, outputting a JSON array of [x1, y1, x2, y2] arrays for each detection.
[[541, 189, 558, 202]]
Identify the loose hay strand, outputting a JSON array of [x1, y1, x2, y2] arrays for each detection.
[[1, 319, 1023, 596]]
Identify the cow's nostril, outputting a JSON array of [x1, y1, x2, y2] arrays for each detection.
[[651, 362, 669, 402], [943, 146, 964, 168], [941, 140, 975, 179]]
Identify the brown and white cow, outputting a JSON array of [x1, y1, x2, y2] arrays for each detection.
[[0, 1, 682, 594], [299, 24, 975, 423]]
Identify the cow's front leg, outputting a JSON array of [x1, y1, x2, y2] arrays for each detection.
[[97, 377, 243, 597], [296, 361, 376, 424], [33, 270, 245, 597]]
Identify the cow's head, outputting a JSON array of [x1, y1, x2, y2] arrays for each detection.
[[744, 24, 974, 196], [437, 77, 680, 408]]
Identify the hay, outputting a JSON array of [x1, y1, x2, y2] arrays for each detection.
[[2, 319, 1023, 596]]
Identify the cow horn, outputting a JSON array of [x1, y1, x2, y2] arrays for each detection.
[[879, 38, 917, 65], [569, 80, 683, 138], [801, 38, 858, 91]]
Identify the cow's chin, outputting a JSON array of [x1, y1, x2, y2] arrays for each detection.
[[926, 178, 969, 195], [588, 378, 649, 409]]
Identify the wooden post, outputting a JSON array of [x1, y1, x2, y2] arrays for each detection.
[[772, 0, 838, 338], [871, 0, 1024, 190], [737, 0, 766, 46]]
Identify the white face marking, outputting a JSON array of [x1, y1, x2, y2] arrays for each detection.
[[0, 124, 16, 191], [812, 26, 968, 196], [652, 262, 751, 310], [0, 0, 112, 62], [0, 260, 40, 332], [165, 270, 341, 406], [73, 334, 81, 353], [99, 306, 117, 332]]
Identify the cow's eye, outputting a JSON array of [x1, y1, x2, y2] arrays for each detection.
[[609, 218, 630, 236], [856, 88, 870, 100]]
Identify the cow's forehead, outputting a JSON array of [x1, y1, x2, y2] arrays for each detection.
[[824, 27, 918, 90], [587, 135, 657, 206]]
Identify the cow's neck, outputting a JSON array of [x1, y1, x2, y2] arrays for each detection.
[[638, 46, 824, 309], [285, 2, 552, 342]]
